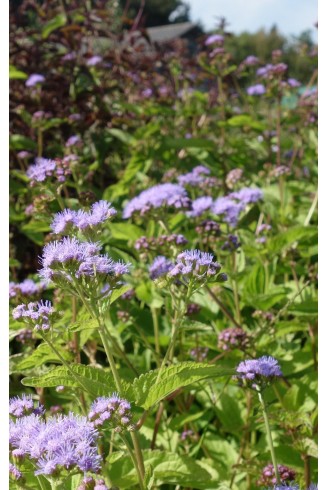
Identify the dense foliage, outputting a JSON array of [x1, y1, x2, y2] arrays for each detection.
[[9, 1, 318, 489]]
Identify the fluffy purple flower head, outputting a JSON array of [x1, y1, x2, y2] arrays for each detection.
[[211, 197, 245, 227], [221, 234, 241, 251], [62, 51, 77, 61], [257, 64, 274, 77], [247, 84, 266, 96], [94, 480, 109, 490], [25, 74, 45, 87], [168, 249, 222, 282], [12, 300, 56, 331], [9, 279, 46, 299], [50, 201, 116, 235], [178, 166, 210, 187], [269, 485, 299, 490], [236, 356, 283, 388], [149, 256, 173, 280], [88, 395, 133, 431], [10, 412, 101, 476], [218, 327, 248, 351], [123, 183, 190, 219], [27, 157, 72, 185], [17, 150, 31, 159], [288, 78, 301, 88], [9, 394, 45, 418], [86, 55, 103, 66], [141, 88, 153, 98], [243, 55, 259, 66], [65, 135, 81, 147], [205, 34, 224, 45], [9, 463, 22, 481], [230, 187, 263, 204], [187, 196, 213, 217]]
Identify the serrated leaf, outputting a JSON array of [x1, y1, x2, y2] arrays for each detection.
[[107, 449, 220, 489], [16, 343, 72, 371], [68, 318, 98, 333], [22, 364, 128, 397], [128, 362, 234, 409]]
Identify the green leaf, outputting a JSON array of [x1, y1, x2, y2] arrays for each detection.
[[268, 226, 317, 255], [16, 343, 72, 371], [107, 449, 220, 489], [21, 364, 127, 397], [42, 13, 67, 39], [110, 285, 132, 305], [107, 128, 136, 145], [9, 65, 27, 80], [68, 318, 98, 333], [128, 362, 234, 409], [288, 299, 318, 316], [109, 222, 144, 241], [215, 393, 244, 433], [10, 134, 37, 151], [227, 114, 265, 131]]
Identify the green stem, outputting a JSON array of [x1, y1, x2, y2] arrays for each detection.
[[257, 390, 280, 484], [231, 253, 241, 324], [156, 314, 180, 382], [36, 476, 48, 490], [121, 434, 145, 490], [151, 307, 161, 365], [98, 326, 123, 392], [40, 333, 91, 401]]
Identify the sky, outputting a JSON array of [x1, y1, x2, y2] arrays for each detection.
[[187, 0, 318, 41]]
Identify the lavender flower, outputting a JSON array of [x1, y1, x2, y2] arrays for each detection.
[[226, 168, 243, 188], [211, 197, 245, 227], [86, 55, 103, 66], [9, 395, 45, 418], [10, 412, 101, 476], [186, 303, 201, 316], [181, 429, 195, 441], [168, 249, 223, 282], [62, 51, 77, 61], [149, 256, 173, 280], [12, 301, 56, 331], [9, 463, 22, 481], [65, 135, 81, 148], [247, 84, 266, 96], [141, 88, 153, 98], [16, 328, 34, 344], [190, 346, 209, 361], [242, 55, 259, 66], [26, 157, 71, 185], [268, 485, 299, 490], [9, 279, 46, 299], [187, 196, 213, 217], [218, 328, 248, 351], [50, 201, 116, 235], [123, 183, 190, 219], [94, 480, 109, 490], [288, 78, 301, 88], [39, 237, 130, 295], [88, 395, 133, 431], [25, 74, 45, 87], [205, 34, 224, 45], [17, 150, 31, 159], [270, 166, 291, 178], [195, 220, 221, 236], [230, 187, 263, 204], [258, 463, 296, 486], [135, 234, 188, 252], [236, 356, 282, 388], [178, 166, 211, 187]]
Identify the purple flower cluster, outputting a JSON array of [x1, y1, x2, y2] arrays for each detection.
[[256, 63, 288, 78], [12, 301, 56, 331], [221, 234, 241, 251], [247, 84, 266, 96], [9, 395, 45, 418], [188, 196, 213, 217], [230, 187, 263, 204], [27, 157, 71, 185], [39, 237, 129, 287], [205, 34, 224, 46], [123, 183, 190, 218], [9, 463, 22, 481], [149, 256, 173, 280], [190, 346, 209, 361], [77, 477, 109, 490], [177, 165, 211, 187], [134, 234, 188, 252], [25, 74, 45, 87], [268, 485, 299, 490], [236, 356, 282, 388], [181, 429, 195, 441], [211, 197, 245, 227], [50, 201, 117, 235], [86, 55, 103, 66], [9, 279, 46, 299], [65, 135, 81, 148], [195, 220, 221, 237], [242, 55, 259, 66], [257, 463, 296, 486], [168, 249, 222, 281], [88, 394, 133, 431], [218, 328, 248, 351], [270, 166, 291, 178], [10, 412, 101, 476]]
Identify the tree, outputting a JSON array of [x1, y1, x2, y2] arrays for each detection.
[[120, 0, 190, 27]]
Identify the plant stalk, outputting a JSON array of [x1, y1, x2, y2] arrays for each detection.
[[257, 390, 280, 484]]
